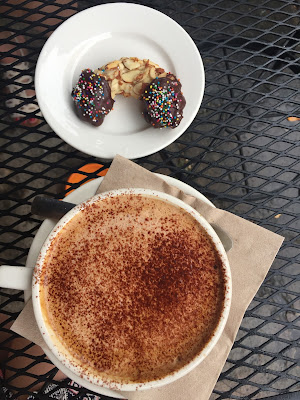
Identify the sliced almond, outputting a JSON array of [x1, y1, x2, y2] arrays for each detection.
[[149, 67, 158, 80], [103, 68, 118, 80], [133, 72, 144, 83], [121, 69, 143, 83], [122, 83, 133, 96], [144, 75, 153, 84], [106, 60, 120, 69], [123, 58, 141, 70], [141, 66, 150, 79], [110, 80, 121, 98], [156, 68, 165, 75], [143, 67, 153, 83], [118, 62, 125, 72], [119, 81, 131, 90], [133, 82, 143, 96], [158, 72, 167, 78]]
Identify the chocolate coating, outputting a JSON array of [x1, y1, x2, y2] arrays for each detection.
[[141, 74, 186, 129], [71, 69, 114, 127]]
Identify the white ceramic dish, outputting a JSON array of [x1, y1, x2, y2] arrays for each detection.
[[35, 3, 205, 159]]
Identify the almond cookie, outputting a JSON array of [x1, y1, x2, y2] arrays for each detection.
[[95, 57, 167, 99]]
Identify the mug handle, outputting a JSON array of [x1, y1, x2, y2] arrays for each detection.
[[0, 266, 33, 291]]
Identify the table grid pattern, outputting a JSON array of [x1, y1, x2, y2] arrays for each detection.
[[0, 1, 299, 399]]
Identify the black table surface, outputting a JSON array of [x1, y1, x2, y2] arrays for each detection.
[[1, 1, 300, 399]]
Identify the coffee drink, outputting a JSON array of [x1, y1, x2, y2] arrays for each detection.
[[39, 193, 226, 384]]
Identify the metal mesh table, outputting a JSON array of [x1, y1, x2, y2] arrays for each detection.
[[0, 0, 299, 399]]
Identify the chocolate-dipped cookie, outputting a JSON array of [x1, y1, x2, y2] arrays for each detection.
[[141, 74, 186, 129], [71, 69, 114, 127]]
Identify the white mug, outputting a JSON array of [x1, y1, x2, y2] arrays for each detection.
[[0, 188, 232, 392]]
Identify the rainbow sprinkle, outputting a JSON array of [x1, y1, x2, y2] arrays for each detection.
[[142, 77, 183, 128], [72, 69, 112, 124]]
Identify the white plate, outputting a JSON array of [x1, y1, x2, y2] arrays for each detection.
[[25, 174, 213, 397], [35, 3, 205, 159]]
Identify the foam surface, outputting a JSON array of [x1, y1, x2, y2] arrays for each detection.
[[40, 194, 225, 383]]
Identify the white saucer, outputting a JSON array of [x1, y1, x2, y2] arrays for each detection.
[[25, 175, 213, 397], [35, 3, 205, 159]]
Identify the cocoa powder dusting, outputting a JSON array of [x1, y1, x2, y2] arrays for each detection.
[[39, 194, 226, 384]]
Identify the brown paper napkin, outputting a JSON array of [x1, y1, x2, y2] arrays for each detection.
[[11, 155, 284, 400]]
